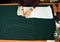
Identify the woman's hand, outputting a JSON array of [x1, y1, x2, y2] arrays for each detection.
[[19, 6, 34, 18], [20, 6, 25, 16], [25, 7, 34, 18]]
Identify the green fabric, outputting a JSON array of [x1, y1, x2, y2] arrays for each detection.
[[0, 5, 56, 40]]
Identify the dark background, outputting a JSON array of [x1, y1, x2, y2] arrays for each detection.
[[0, 0, 60, 4], [0, 0, 17, 4]]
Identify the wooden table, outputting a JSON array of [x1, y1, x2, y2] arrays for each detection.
[[0, 3, 59, 42]]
